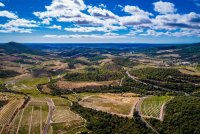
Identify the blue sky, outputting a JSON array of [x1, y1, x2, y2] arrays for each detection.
[[0, 0, 200, 43]]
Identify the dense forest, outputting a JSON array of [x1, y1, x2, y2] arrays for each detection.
[[112, 58, 138, 67], [130, 68, 200, 93], [0, 70, 20, 78], [64, 68, 123, 81], [142, 43, 200, 63], [148, 97, 200, 134], [71, 103, 153, 134]]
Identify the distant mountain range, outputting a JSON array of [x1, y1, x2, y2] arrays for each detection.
[[0, 42, 200, 63], [143, 43, 200, 63], [0, 42, 42, 55]]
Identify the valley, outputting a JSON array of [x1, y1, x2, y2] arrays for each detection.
[[0, 42, 200, 134]]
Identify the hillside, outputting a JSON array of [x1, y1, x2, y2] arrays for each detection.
[[0, 42, 42, 55], [143, 43, 200, 63]]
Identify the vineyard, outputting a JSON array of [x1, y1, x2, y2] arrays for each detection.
[[6, 77, 49, 95], [51, 97, 85, 134], [141, 96, 172, 120], [0, 93, 24, 134], [7, 99, 49, 134]]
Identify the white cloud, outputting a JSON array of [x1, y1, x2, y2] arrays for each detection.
[[64, 25, 126, 33], [22, 0, 200, 37], [0, 11, 18, 19], [141, 29, 170, 36], [2, 19, 38, 28], [0, 19, 38, 33], [43, 33, 129, 39], [33, 0, 87, 23], [153, 12, 200, 30], [0, 27, 32, 33], [0, 2, 5, 7], [153, 1, 177, 14], [124, 6, 153, 16], [88, 6, 118, 19], [120, 15, 151, 26], [99, 4, 106, 8], [64, 27, 108, 32], [41, 18, 52, 25], [120, 6, 152, 27], [48, 24, 61, 30]]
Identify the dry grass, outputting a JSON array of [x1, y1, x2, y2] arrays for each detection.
[[79, 93, 139, 117], [157, 54, 180, 58], [56, 80, 119, 89], [179, 68, 200, 76]]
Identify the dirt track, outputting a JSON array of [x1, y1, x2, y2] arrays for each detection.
[[135, 97, 159, 134]]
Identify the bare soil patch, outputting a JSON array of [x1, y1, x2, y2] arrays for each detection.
[[56, 80, 119, 89]]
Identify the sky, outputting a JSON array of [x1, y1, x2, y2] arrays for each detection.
[[0, 0, 200, 43]]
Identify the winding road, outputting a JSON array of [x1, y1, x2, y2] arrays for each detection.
[[126, 71, 190, 96]]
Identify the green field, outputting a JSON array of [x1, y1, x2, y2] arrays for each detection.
[[141, 96, 172, 119], [7, 77, 49, 95]]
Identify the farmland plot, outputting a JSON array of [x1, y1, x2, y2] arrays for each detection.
[[141, 96, 172, 120], [14, 100, 48, 134], [79, 93, 140, 117], [0, 99, 24, 125], [51, 98, 85, 134]]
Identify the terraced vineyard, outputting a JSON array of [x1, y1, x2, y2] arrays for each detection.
[[0, 99, 24, 125], [141, 96, 172, 120], [51, 98, 85, 134], [0, 97, 24, 134], [9, 100, 49, 134]]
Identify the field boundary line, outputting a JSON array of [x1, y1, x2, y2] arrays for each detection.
[[0, 125, 5, 134], [160, 97, 174, 121], [16, 108, 25, 134], [8, 109, 19, 134], [135, 96, 159, 134], [40, 106, 42, 134], [28, 106, 34, 134]]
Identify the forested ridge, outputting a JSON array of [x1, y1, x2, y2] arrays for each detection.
[[148, 96, 200, 134]]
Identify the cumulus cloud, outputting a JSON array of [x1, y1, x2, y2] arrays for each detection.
[[33, 0, 87, 24], [0, 11, 18, 19], [124, 6, 153, 16], [120, 6, 152, 27], [0, 2, 5, 7], [88, 6, 118, 19], [48, 25, 61, 30], [0, 0, 197, 37], [0, 19, 38, 33], [153, 12, 200, 30], [120, 15, 152, 26], [2, 19, 38, 28], [153, 1, 177, 14]]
